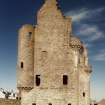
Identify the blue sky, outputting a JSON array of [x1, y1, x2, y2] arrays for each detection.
[[0, 0, 105, 101]]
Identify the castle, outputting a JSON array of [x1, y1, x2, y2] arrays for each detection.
[[17, 0, 92, 105]]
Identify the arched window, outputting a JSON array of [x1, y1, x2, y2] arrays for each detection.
[[36, 75, 40, 86], [68, 103, 71, 105], [63, 75, 68, 85]]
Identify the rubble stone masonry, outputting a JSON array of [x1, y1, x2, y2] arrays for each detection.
[[17, 0, 92, 105]]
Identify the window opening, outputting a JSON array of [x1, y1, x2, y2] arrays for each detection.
[[63, 75, 68, 85], [21, 62, 23, 68], [36, 75, 40, 86]]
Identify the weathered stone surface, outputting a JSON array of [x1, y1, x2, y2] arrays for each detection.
[[0, 99, 20, 105], [17, 0, 91, 105]]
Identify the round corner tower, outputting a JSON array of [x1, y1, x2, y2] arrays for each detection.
[[17, 24, 34, 98]]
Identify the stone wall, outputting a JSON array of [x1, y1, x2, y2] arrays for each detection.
[[0, 99, 20, 105], [17, 0, 91, 105]]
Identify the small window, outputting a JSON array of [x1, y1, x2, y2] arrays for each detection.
[[83, 92, 85, 97], [63, 75, 68, 85], [79, 47, 84, 54], [49, 103, 52, 105], [19, 97, 21, 100], [21, 62, 23, 68], [32, 103, 36, 105], [36, 75, 40, 86], [68, 103, 71, 105], [27, 32, 32, 39], [29, 32, 32, 35]]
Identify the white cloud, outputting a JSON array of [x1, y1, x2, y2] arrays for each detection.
[[65, 7, 105, 41], [93, 50, 105, 61], [65, 8, 88, 22], [65, 7, 105, 22], [77, 24, 104, 41]]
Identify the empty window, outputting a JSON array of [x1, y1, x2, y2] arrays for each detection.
[[63, 75, 68, 85], [16, 97, 21, 100], [29, 32, 32, 35], [27, 32, 32, 39], [36, 75, 40, 86], [21, 62, 23, 68], [19, 97, 21, 100], [83, 92, 85, 97], [79, 47, 84, 54], [49, 103, 52, 105], [32, 103, 36, 105], [68, 103, 71, 105]]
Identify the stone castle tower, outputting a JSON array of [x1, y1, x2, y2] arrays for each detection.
[[17, 0, 92, 105]]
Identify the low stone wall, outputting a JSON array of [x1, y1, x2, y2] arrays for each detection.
[[0, 99, 20, 105]]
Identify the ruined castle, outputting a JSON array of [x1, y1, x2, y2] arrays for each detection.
[[17, 0, 92, 105]]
